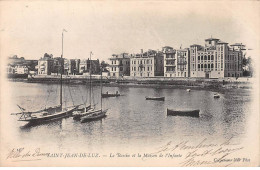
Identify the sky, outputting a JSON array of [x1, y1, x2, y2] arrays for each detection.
[[0, 1, 259, 61]]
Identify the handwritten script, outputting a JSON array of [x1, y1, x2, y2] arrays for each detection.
[[6, 136, 251, 166], [151, 136, 249, 166]]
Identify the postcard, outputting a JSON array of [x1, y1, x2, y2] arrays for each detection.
[[0, 0, 259, 167]]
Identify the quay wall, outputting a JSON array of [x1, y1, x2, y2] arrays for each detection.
[[26, 75, 253, 90]]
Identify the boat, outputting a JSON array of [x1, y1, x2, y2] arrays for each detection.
[[14, 30, 78, 124], [72, 52, 97, 121], [73, 105, 92, 120], [145, 96, 165, 101], [186, 89, 191, 92], [80, 109, 108, 123], [102, 91, 120, 98], [167, 108, 200, 117], [80, 52, 108, 123], [213, 93, 220, 98]]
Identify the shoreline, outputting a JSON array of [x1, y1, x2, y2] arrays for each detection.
[[7, 75, 253, 93]]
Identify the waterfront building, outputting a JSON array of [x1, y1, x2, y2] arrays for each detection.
[[79, 59, 100, 74], [130, 49, 164, 77], [163, 46, 190, 78], [190, 38, 243, 78], [38, 54, 54, 75], [163, 46, 177, 77], [15, 64, 29, 74], [109, 53, 130, 78]]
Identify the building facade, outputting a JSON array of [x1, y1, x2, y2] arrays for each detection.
[[79, 59, 100, 74], [163, 46, 176, 77], [190, 38, 243, 78], [109, 53, 130, 78], [38, 55, 54, 75], [130, 49, 164, 77]]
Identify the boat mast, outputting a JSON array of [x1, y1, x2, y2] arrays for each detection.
[[60, 29, 67, 108], [89, 52, 92, 107], [60, 31, 64, 108], [100, 66, 103, 111]]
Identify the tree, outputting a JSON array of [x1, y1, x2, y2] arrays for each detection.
[[243, 56, 253, 77]]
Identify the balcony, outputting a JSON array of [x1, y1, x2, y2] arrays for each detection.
[[165, 57, 176, 60], [177, 61, 187, 65]]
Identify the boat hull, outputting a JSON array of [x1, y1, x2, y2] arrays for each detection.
[[101, 93, 120, 98], [19, 107, 76, 124], [167, 109, 200, 117], [80, 109, 108, 123], [145, 97, 165, 101], [73, 106, 92, 120]]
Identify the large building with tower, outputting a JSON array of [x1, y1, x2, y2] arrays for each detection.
[[189, 38, 243, 78]]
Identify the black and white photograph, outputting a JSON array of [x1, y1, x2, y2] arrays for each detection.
[[0, 0, 259, 167]]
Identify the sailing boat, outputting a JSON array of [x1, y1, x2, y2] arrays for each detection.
[[72, 52, 94, 120], [80, 53, 108, 123], [15, 30, 78, 124]]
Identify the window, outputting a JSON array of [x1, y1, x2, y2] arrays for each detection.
[[204, 64, 207, 68], [208, 64, 210, 69], [211, 55, 214, 60], [198, 56, 200, 61], [148, 67, 149, 71], [208, 55, 210, 60], [211, 64, 214, 69], [204, 56, 207, 60]]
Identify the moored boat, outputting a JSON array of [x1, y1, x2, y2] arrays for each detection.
[[167, 108, 200, 117], [80, 109, 108, 123], [18, 106, 78, 123], [186, 89, 191, 92], [73, 105, 92, 120], [145, 96, 165, 101], [213, 93, 220, 98], [79, 51, 108, 123], [102, 91, 120, 98], [14, 30, 78, 124]]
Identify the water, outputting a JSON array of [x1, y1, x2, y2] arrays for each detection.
[[7, 81, 252, 153]]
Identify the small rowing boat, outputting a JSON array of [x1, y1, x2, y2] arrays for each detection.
[[167, 108, 200, 117], [213, 93, 220, 98], [102, 91, 120, 98], [145, 97, 165, 101]]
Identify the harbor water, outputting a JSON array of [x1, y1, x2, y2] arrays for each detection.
[[7, 81, 252, 153]]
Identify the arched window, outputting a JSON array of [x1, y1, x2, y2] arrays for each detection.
[[198, 64, 200, 68], [201, 64, 203, 68], [204, 56, 207, 60], [208, 55, 210, 60], [204, 64, 207, 68], [198, 56, 200, 61], [208, 64, 210, 69], [211, 64, 214, 69], [211, 55, 214, 60]]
